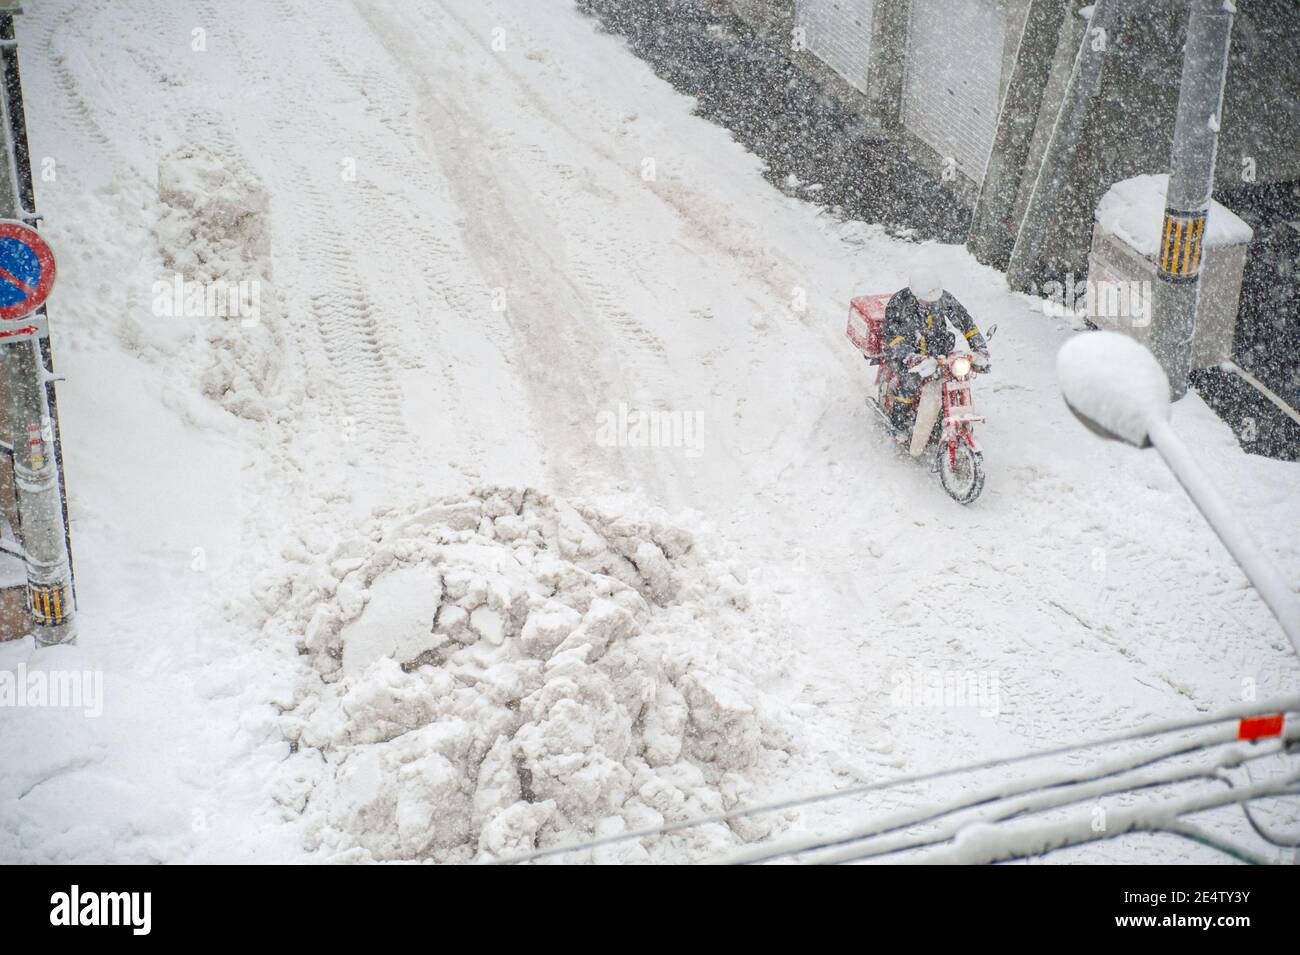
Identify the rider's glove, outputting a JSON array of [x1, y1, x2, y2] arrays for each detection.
[[971, 351, 990, 372], [910, 356, 938, 379]]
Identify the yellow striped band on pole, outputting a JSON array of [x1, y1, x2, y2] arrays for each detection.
[[1158, 207, 1207, 281], [28, 582, 68, 626]]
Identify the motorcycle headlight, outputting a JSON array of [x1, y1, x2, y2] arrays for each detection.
[[951, 355, 972, 379]]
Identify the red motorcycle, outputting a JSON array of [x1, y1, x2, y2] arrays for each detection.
[[847, 294, 995, 505]]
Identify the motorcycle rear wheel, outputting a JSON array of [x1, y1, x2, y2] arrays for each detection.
[[937, 441, 984, 504]]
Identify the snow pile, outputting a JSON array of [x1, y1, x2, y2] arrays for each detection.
[[1093, 174, 1254, 258], [265, 488, 792, 863], [155, 145, 285, 420]]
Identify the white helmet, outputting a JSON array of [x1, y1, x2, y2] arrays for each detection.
[[908, 268, 944, 304]]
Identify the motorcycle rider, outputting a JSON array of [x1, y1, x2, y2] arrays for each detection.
[[883, 268, 989, 436]]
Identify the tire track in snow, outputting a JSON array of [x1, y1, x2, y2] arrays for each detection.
[[25, 0, 135, 180], [350, 0, 678, 501], [292, 168, 411, 460], [182, 0, 345, 467], [245, 1, 518, 483], [503, 137, 673, 372], [404, 0, 1092, 771], [204, 0, 425, 485], [571, 256, 669, 363], [310, 37, 509, 441], [395, 0, 857, 510], [416, 0, 820, 337]]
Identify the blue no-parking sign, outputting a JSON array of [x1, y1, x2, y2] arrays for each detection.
[[0, 220, 55, 329]]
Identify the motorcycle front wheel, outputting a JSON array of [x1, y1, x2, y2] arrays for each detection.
[[937, 441, 984, 504]]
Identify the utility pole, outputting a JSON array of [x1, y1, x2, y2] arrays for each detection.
[[1148, 0, 1236, 399], [0, 3, 76, 646]]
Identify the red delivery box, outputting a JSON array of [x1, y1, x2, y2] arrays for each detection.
[[846, 293, 891, 360]]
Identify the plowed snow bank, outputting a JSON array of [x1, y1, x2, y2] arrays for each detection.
[[155, 145, 286, 420], [264, 488, 795, 862]]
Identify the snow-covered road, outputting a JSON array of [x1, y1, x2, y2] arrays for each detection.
[[1, 0, 1296, 862]]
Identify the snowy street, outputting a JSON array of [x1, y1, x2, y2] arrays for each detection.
[[0, 0, 1297, 863]]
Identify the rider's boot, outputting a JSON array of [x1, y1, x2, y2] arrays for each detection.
[[888, 400, 913, 439]]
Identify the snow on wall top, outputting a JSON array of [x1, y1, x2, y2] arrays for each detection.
[[1094, 173, 1254, 258]]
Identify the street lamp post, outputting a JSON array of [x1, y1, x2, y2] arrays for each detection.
[[1058, 331, 1300, 656]]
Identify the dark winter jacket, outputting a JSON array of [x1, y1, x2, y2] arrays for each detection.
[[883, 287, 987, 367]]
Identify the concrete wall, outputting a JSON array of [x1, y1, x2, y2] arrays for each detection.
[[722, 0, 1300, 290], [759, 0, 889, 138], [970, 0, 1078, 268], [965, 0, 1300, 285], [752, 0, 1030, 191], [795, 0, 876, 94], [719, 0, 793, 34]]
